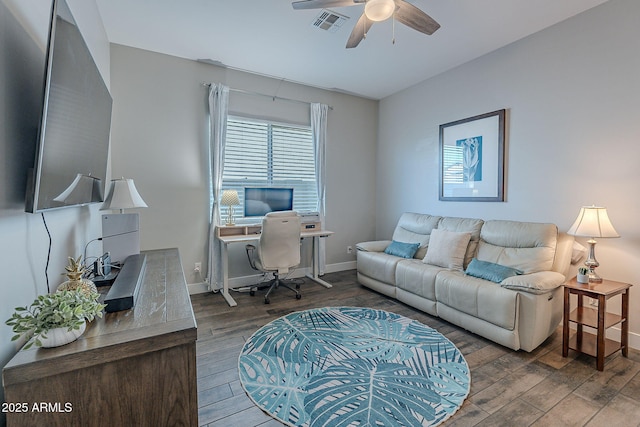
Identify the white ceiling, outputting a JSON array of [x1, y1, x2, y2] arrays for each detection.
[[95, 0, 609, 100]]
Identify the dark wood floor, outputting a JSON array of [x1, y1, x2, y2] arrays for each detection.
[[191, 270, 640, 427]]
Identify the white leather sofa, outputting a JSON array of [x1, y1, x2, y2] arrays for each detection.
[[356, 213, 574, 352]]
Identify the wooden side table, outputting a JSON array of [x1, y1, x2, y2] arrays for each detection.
[[562, 276, 631, 371]]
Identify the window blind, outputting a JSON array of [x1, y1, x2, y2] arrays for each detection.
[[221, 116, 318, 218]]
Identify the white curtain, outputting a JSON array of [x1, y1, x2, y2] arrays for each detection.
[[207, 83, 229, 290], [311, 103, 329, 274]]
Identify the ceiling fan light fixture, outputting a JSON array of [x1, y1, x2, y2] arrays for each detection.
[[364, 0, 395, 22]]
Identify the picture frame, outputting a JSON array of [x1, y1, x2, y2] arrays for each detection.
[[439, 109, 506, 202]]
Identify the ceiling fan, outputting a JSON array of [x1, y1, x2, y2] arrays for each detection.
[[292, 0, 440, 48]]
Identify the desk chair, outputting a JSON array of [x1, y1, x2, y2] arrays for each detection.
[[245, 211, 302, 304]]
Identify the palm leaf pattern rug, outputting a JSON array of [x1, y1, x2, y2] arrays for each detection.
[[239, 307, 470, 426]]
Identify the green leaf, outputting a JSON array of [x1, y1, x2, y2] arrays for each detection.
[[5, 288, 105, 347]]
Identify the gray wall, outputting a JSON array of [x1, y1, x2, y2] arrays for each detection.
[[377, 0, 640, 347], [0, 0, 109, 415], [108, 45, 378, 289]]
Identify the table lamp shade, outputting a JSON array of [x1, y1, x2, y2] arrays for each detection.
[[567, 206, 619, 283], [221, 190, 240, 226], [221, 190, 240, 206], [567, 206, 619, 238], [101, 178, 148, 212]]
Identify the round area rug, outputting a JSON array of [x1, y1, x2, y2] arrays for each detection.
[[238, 307, 470, 427]]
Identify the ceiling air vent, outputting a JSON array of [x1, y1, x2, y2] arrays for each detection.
[[311, 9, 349, 33]]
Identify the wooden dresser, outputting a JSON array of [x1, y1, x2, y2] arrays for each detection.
[[2, 248, 198, 427]]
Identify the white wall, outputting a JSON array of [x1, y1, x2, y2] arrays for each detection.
[[0, 0, 110, 414], [108, 45, 378, 289], [377, 0, 640, 347]]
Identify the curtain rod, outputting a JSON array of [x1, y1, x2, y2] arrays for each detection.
[[202, 83, 333, 110]]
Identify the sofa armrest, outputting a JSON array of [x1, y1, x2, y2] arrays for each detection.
[[356, 240, 392, 253], [500, 271, 566, 294]]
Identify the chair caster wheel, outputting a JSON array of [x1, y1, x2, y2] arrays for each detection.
[[250, 290, 255, 296], [295, 284, 301, 290], [296, 294, 302, 300], [264, 297, 270, 304]]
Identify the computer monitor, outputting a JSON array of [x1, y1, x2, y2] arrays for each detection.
[[244, 187, 294, 217]]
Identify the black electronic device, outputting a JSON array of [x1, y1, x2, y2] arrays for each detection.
[[244, 187, 294, 217], [92, 253, 119, 287], [25, 0, 112, 213], [104, 254, 146, 313]]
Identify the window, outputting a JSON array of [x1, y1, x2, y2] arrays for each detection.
[[221, 116, 318, 218]]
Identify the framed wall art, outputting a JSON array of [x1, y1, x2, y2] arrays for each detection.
[[439, 109, 506, 202]]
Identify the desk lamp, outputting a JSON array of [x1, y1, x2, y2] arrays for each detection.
[[221, 190, 240, 226], [567, 206, 619, 282]]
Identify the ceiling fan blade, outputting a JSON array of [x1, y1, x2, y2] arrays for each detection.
[[394, 0, 440, 35], [292, 0, 356, 10], [346, 12, 374, 48]]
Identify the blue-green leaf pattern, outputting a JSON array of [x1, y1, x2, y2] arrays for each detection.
[[239, 307, 470, 427]]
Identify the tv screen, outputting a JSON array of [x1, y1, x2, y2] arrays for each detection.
[[26, 0, 112, 213], [244, 187, 294, 217]]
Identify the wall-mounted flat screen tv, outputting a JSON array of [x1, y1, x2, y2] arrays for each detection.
[[244, 187, 294, 217], [25, 0, 112, 213]]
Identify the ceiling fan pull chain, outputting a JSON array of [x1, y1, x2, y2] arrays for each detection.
[[364, 15, 368, 39], [392, 12, 396, 44]]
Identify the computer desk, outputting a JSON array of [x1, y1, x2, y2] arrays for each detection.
[[216, 228, 334, 307]]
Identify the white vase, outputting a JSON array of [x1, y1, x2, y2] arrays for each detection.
[[39, 322, 86, 348], [577, 273, 589, 284]]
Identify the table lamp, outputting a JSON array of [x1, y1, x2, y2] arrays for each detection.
[[221, 190, 240, 226], [567, 205, 619, 282], [101, 178, 148, 213], [99, 178, 148, 264]]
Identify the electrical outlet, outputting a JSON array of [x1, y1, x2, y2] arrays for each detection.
[[194, 262, 202, 273], [347, 246, 353, 254]]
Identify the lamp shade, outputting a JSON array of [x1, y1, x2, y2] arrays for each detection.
[[53, 174, 103, 204], [221, 189, 240, 206], [100, 178, 148, 212], [567, 206, 619, 238], [364, 0, 395, 21]]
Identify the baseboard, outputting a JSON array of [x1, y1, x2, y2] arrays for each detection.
[[325, 261, 357, 273], [188, 281, 210, 295], [187, 261, 357, 295], [605, 326, 640, 351]]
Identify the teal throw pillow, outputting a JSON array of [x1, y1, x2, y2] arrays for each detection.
[[465, 258, 523, 283], [384, 241, 420, 259]]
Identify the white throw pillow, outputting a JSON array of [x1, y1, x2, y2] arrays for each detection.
[[423, 229, 472, 270]]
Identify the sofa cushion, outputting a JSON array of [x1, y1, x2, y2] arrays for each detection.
[[437, 217, 484, 268], [477, 220, 558, 274], [465, 258, 523, 283], [423, 229, 471, 270], [552, 233, 575, 277], [384, 241, 420, 259], [392, 213, 441, 259], [396, 259, 445, 301], [436, 271, 518, 331]]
